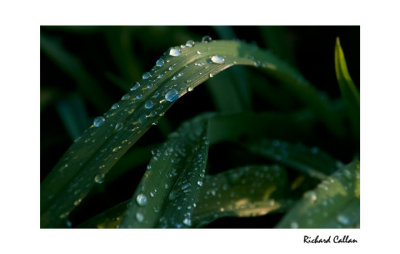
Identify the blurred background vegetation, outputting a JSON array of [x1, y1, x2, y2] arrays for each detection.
[[41, 26, 359, 227]]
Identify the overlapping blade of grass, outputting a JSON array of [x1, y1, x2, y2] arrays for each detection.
[[245, 139, 340, 180], [192, 165, 290, 227], [276, 160, 360, 228], [41, 39, 335, 227], [335, 38, 360, 139], [120, 118, 208, 228]]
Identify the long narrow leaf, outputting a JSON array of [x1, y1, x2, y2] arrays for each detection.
[[120, 118, 208, 228], [276, 160, 360, 228], [246, 139, 340, 180], [334, 37, 360, 139], [192, 165, 289, 227]]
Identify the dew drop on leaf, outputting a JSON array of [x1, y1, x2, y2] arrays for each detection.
[[202, 35, 212, 43], [183, 218, 192, 226], [210, 55, 225, 64], [165, 89, 179, 102], [185, 40, 195, 47], [130, 82, 140, 91], [145, 100, 154, 109], [169, 48, 181, 56], [156, 58, 164, 67], [94, 173, 105, 184], [136, 193, 148, 206], [142, 72, 151, 79], [93, 116, 105, 127], [121, 94, 130, 100], [136, 212, 144, 222], [337, 214, 350, 225], [111, 103, 119, 110]]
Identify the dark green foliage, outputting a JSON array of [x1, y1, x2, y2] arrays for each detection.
[[41, 26, 360, 228]]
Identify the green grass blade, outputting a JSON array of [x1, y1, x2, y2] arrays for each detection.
[[276, 160, 360, 228], [120, 118, 208, 228], [41, 39, 335, 227], [246, 139, 340, 180], [55, 94, 90, 140], [192, 165, 289, 227], [335, 37, 360, 139]]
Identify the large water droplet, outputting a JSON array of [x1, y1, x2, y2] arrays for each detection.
[[185, 40, 195, 47], [93, 117, 105, 127], [337, 214, 350, 225], [202, 35, 212, 43], [136, 212, 144, 222], [169, 48, 181, 56], [183, 218, 192, 226], [111, 103, 119, 110], [94, 173, 105, 184], [145, 100, 154, 109], [130, 82, 140, 91], [121, 94, 130, 100], [156, 58, 164, 67], [210, 55, 225, 64], [136, 193, 148, 206], [142, 72, 151, 79], [165, 89, 179, 102]]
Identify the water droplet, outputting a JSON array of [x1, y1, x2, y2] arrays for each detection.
[[169, 48, 181, 56], [93, 117, 105, 127], [187, 87, 194, 92], [157, 74, 163, 79], [168, 66, 174, 71], [197, 180, 203, 186], [136, 193, 148, 206], [183, 218, 192, 226], [177, 72, 183, 77], [156, 58, 164, 67], [165, 89, 179, 102], [172, 75, 177, 80], [185, 40, 195, 47], [121, 94, 130, 100], [147, 83, 153, 89], [196, 51, 201, 55], [136, 94, 142, 100], [94, 173, 105, 184], [142, 72, 151, 79], [74, 198, 82, 206], [145, 100, 154, 109], [305, 191, 317, 201], [202, 35, 212, 43], [136, 212, 144, 222], [114, 123, 123, 131], [210, 55, 225, 64], [130, 82, 140, 91], [290, 221, 299, 228], [111, 103, 119, 110], [337, 214, 350, 225], [209, 73, 214, 78]]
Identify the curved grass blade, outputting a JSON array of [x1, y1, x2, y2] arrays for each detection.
[[120, 118, 208, 228], [41, 39, 335, 227], [192, 165, 290, 227], [276, 160, 360, 228], [335, 37, 360, 139], [245, 139, 340, 180]]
